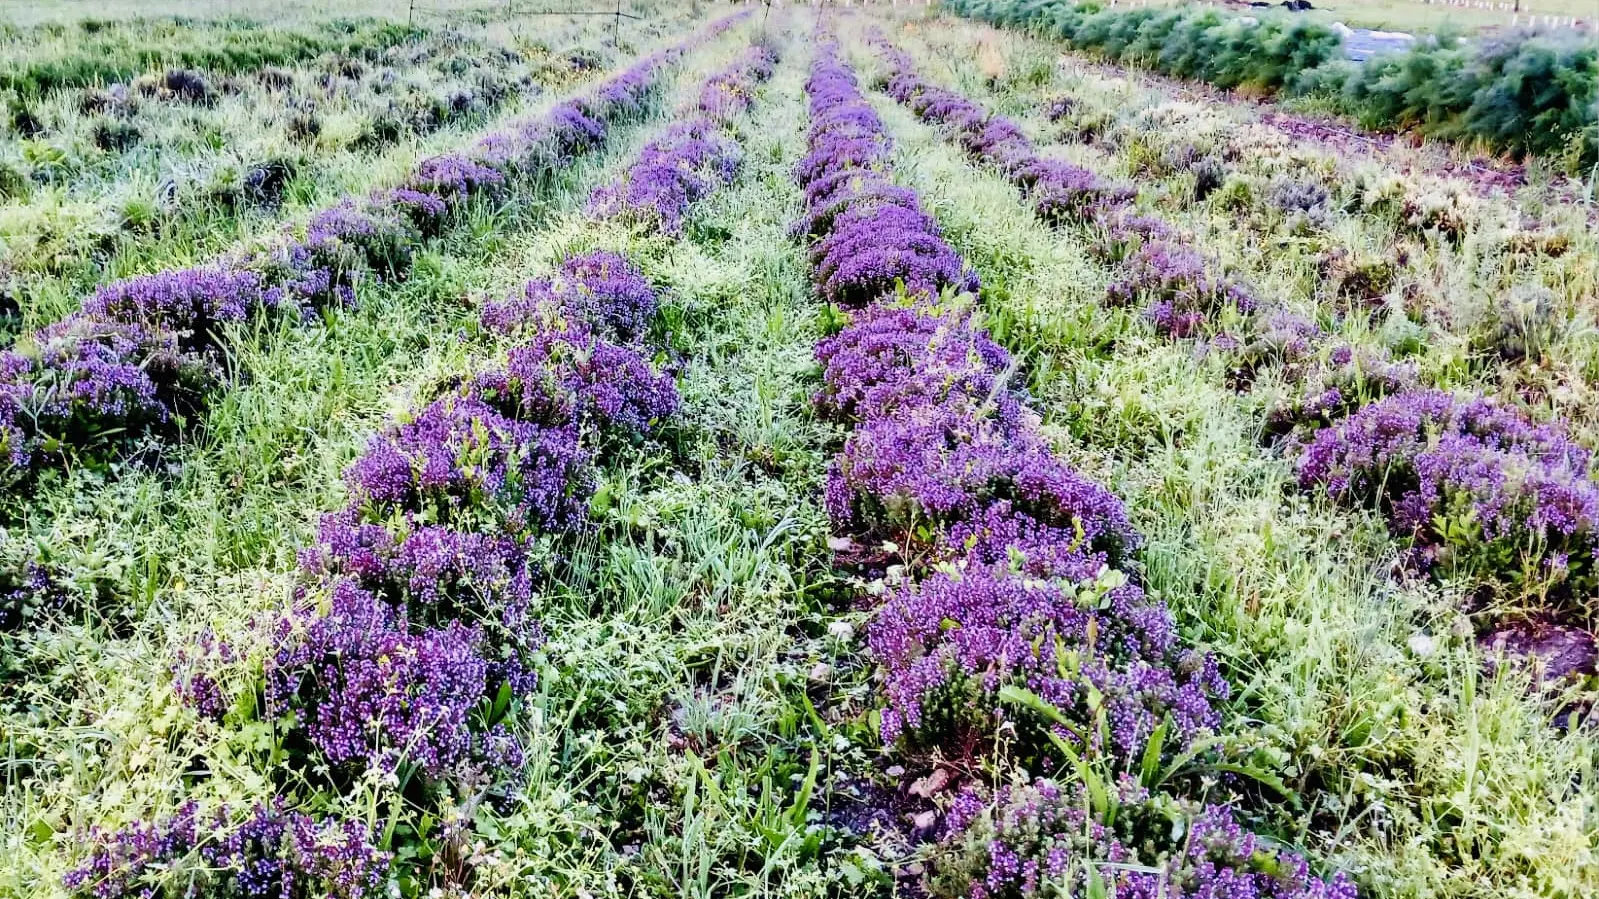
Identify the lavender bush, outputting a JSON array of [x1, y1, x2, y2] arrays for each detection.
[[1298, 389, 1599, 596], [870, 565, 1224, 765], [933, 781, 1356, 899], [868, 33, 1258, 341], [262, 249, 675, 788], [588, 45, 776, 232], [64, 800, 390, 899], [587, 118, 742, 233]]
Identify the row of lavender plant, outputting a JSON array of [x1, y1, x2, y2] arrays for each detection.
[[0, 12, 748, 501], [57, 42, 784, 899], [795, 36, 1352, 899], [588, 43, 777, 233], [62, 254, 670, 899], [866, 34, 1599, 637]]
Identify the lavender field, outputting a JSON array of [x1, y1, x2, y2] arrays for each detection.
[[1, 3, 1596, 898]]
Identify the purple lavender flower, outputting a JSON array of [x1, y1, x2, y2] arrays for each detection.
[[829, 401, 1137, 563], [344, 392, 592, 534], [933, 783, 1357, 899], [481, 251, 658, 345], [869, 565, 1222, 764], [1020, 158, 1136, 225], [0, 315, 221, 470], [301, 200, 418, 282], [1088, 211, 1177, 265], [300, 513, 542, 697], [376, 187, 450, 235], [795, 174, 923, 239], [0, 556, 73, 633], [479, 276, 573, 338], [407, 152, 506, 202], [556, 250, 659, 342], [172, 630, 237, 721], [472, 325, 679, 440], [266, 579, 493, 777], [64, 800, 391, 899], [1105, 241, 1257, 338], [813, 301, 1012, 425], [1262, 342, 1419, 437], [81, 266, 264, 354], [811, 204, 978, 305], [1298, 389, 1599, 588], [587, 118, 742, 234], [697, 45, 778, 123]]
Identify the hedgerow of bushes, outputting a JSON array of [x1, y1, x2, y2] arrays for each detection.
[[944, 0, 1599, 170]]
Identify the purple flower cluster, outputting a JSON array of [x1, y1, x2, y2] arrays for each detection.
[[79, 267, 265, 353], [1298, 389, 1599, 590], [0, 317, 217, 471], [64, 800, 390, 899], [340, 394, 591, 532], [1086, 210, 1175, 265], [697, 44, 778, 123], [812, 301, 1013, 426], [0, 555, 72, 634], [268, 580, 494, 776], [480, 250, 659, 344], [868, 33, 1254, 339], [407, 152, 507, 202], [587, 118, 742, 233], [268, 252, 671, 785], [589, 47, 775, 233], [475, 325, 680, 441], [871, 566, 1224, 762], [935, 780, 1357, 899], [1260, 339, 1420, 438], [172, 630, 237, 722], [0, 14, 747, 488], [1105, 242, 1258, 339]]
